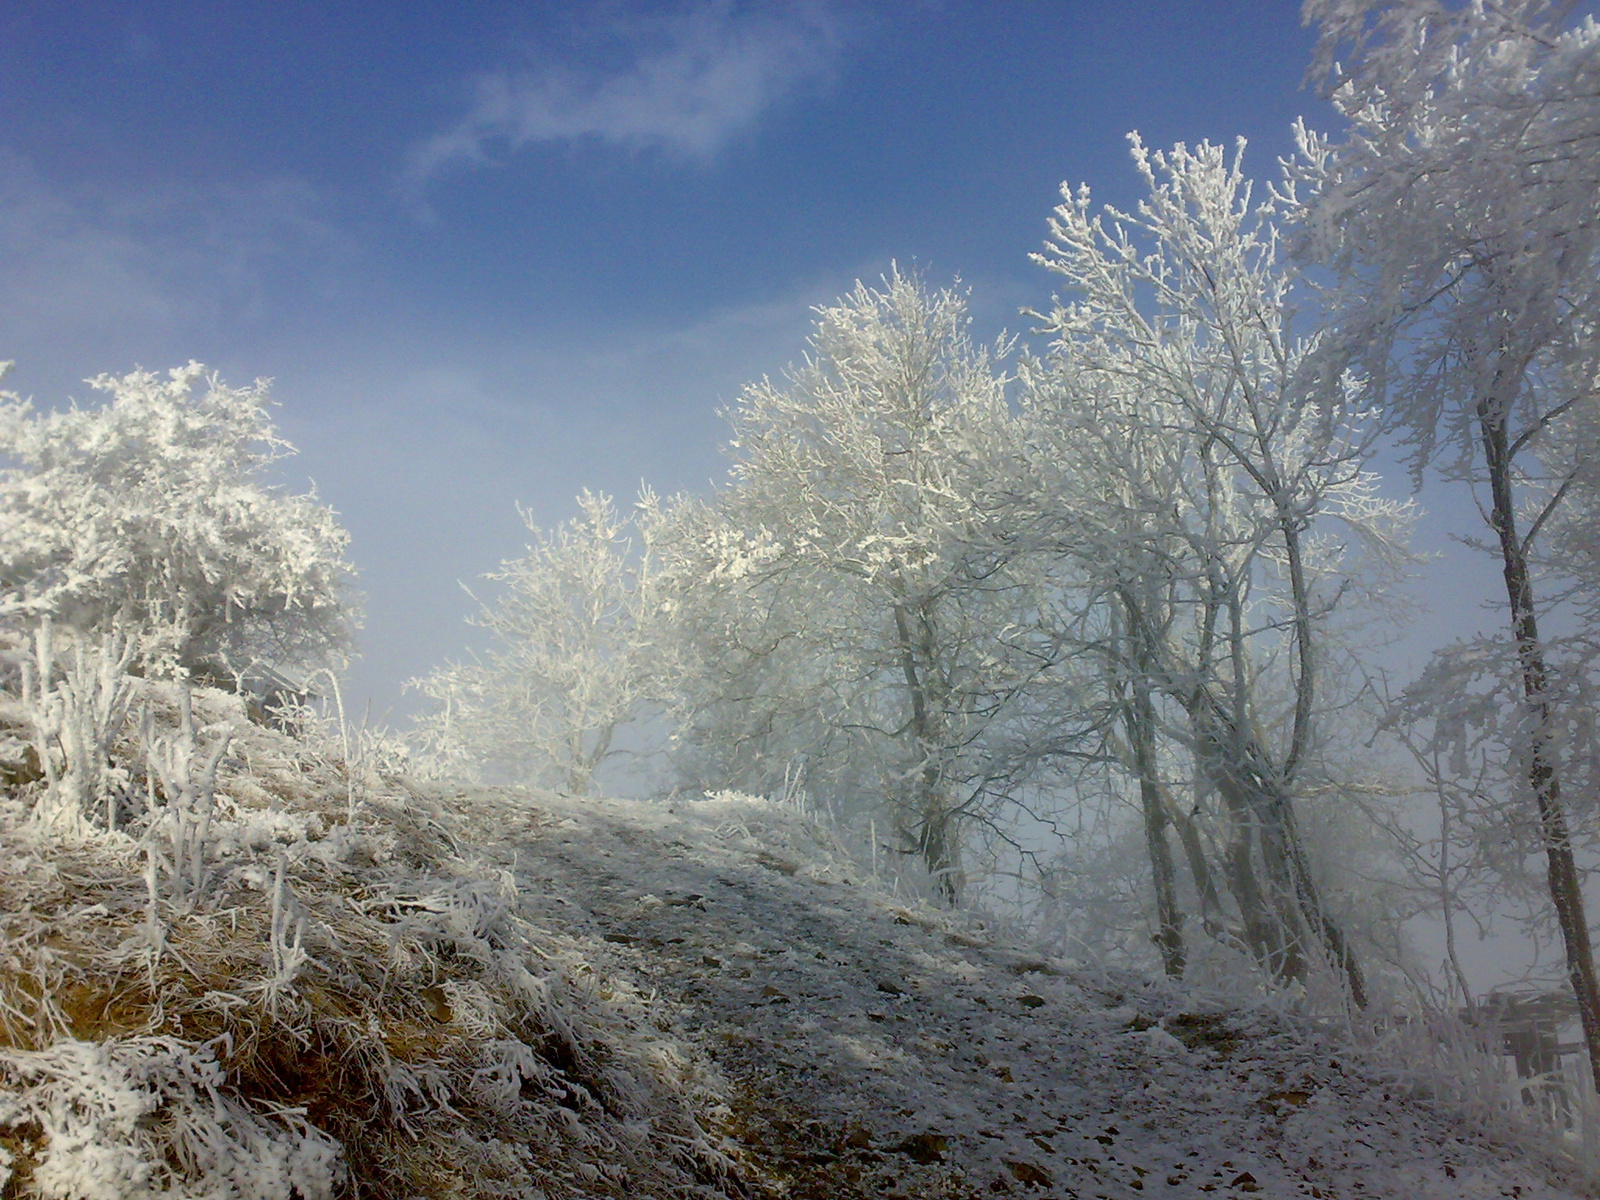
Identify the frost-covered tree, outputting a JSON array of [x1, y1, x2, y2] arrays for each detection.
[[413, 490, 669, 794], [655, 493, 868, 804], [663, 271, 1064, 903], [1299, 0, 1600, 1072], [1024, 138, 1408, 1002], [0, 361, 353, 680], [0, 361, 354, 831]]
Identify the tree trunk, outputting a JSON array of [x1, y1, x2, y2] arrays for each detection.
[[1132, 700, 1186, 977], [1125, 602, 1185, 976], [893, 601, 963, 905], [1118, 582, 1364, 1002], [1165, 798, 1227, 929], [1192, 687, 1367, 1006], [915, 782, 964, 906], [1270, 782, 1369, 1009], [1480, 400, 1600, 1090], [1211, 747, 1302, 985]]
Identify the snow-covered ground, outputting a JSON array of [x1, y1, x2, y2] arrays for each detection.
[[487, 788, 1587, 1199], [0, 712, 1588, 1199]]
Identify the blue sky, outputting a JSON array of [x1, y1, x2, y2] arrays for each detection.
[[1, 1, 1348, 717]]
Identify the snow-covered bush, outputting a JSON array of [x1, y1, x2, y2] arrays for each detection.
[[0, 361, 353, 682]]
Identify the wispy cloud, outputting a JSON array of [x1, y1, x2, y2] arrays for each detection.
[[406, 1, 845, 188], [0, 150, 349, 386]]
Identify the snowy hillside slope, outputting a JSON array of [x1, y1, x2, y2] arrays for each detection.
[[0, 699, 1586, 1199], [485, 789, 1588, 1200]]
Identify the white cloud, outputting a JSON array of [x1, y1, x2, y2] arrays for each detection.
[[0, 151, 348, 392], [406, 0, 844, 186]]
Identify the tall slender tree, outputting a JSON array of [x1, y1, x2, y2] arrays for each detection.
[[662, 270, 1063, 903], [1025, 138, 1405, 1002], [1300, 0, 1600, 1073]]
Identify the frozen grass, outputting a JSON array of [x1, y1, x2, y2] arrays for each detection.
[[0, 683, 740, 1199]]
